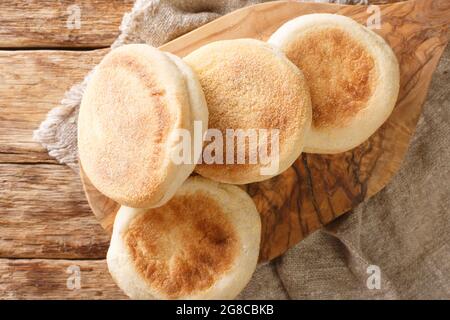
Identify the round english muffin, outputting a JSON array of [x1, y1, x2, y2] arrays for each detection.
[[107, 176, 261, 300], [184, 39, 312, 184], [78, 44, 208, 208], [269, 14, 400, 154]]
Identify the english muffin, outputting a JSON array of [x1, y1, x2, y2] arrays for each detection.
[[78, 44, 208, 208], [269, 14, 400, 154], [107, 176, 261, 300], [184, 39, 312, 184]]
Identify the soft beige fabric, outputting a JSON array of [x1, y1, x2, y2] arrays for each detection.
[[34, 0, 450, 299]]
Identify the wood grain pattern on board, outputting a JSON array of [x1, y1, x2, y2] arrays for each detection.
[[80, 0, 450, 261], [0, 0, 133, 48]]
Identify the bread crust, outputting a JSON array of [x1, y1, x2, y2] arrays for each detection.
[[78, 44, 208, 208], [269, 14, 400, 154], [107, 176, 261, 300], [184, 39, 312, 184]]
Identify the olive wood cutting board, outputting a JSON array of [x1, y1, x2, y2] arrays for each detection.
[[80, 0, 450, 262]]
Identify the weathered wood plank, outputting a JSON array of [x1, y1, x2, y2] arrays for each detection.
[[0, 49, 112, 259], [0, 49, 107, 163], [0, 163, 110, 259], [0, 0, 133, 48], [0, 258, 126, 299], [0, 258, 280, 299]]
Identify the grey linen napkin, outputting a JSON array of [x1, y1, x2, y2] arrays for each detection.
[[34, 0, 450, 299]]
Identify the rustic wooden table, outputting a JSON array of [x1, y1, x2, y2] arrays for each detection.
[[0, 0, 447, 300], [0, 0, 133, 299]]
